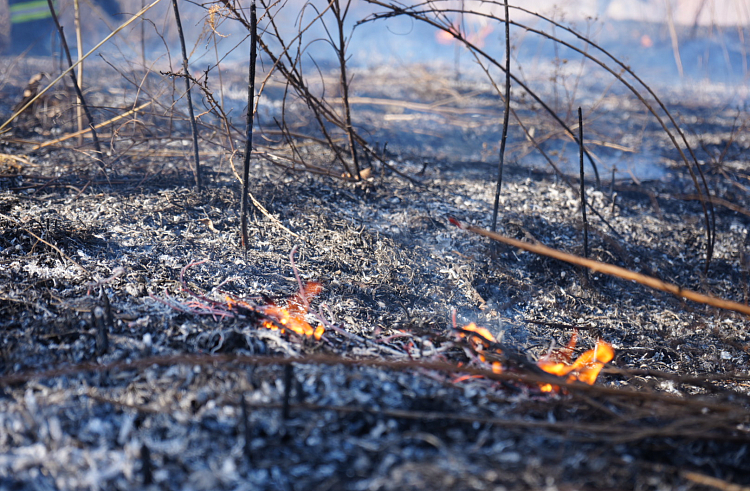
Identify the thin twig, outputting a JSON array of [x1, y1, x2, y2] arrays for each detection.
[[490, 0, 510, 235], [333, 0, 361, 179], [46, 0, 104, 167], [171, 0, 202, 188], [579, 107, 588, 261]]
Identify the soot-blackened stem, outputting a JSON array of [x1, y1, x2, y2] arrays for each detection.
[[283, 364, 293, 420], [579, 107, 589, 261], [241, 2, 258, 250]]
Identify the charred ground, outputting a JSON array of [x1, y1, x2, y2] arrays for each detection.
[[0, 58, 749, 490]]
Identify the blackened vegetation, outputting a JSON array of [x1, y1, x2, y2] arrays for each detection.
[[0, 1, 748, 490], [240, 2, 258, 251], [1, 150, 749, 488]]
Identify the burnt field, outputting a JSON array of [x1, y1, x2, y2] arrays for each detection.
[[1, 1, 750, 489]]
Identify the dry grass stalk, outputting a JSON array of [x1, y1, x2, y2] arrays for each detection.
[[46, 0, 104, 167], [449, 218, 750, 316], [170, 0, 202, 188], [490, 0, 510, 235], [0, 0, 165, 134]]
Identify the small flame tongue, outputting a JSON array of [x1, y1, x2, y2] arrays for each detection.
[[261, 281, 324, 340], [537, 334, 615, 392], [227, 282, 325, 340]]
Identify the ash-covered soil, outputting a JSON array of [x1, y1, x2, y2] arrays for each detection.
[[1, 65, 750, 490]]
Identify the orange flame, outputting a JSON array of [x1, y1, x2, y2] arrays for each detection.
[[460, 322, 497, 344], [458, 323, 503, 373], [537, 334, 614, 392], [456, 324, 612, 389], [227, 282, 325, 340]]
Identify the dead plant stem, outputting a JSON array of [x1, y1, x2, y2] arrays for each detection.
[[449, 218, 750, 316], [46, 0, 104, 167], [333, 0, 361, 180], [171, 0, 202, 189], [241, 2, 258, 250], [579, 107, 589, 260], [74, 0, 84, 145], [490, 0, 510, 235]]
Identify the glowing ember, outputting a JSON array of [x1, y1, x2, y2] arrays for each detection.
[[537, 334, 615, 392], [227, 282, 325, 340]]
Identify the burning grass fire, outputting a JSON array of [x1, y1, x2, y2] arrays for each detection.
[[169, 258, 614, 394], [168, 260, 612, 394], [456, 322, 614, 392], [226, 282, 325, 340], [157, 259, 326, 340]]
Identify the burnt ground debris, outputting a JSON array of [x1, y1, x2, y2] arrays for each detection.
[[0, 60, 749, 490]]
